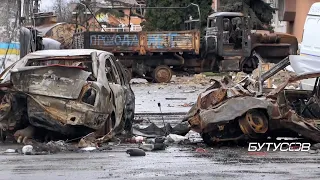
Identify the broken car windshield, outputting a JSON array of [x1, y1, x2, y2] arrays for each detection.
[[26, 56, 94, 73]]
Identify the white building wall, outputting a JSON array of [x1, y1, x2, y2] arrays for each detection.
[[265, 0, 287, 33]]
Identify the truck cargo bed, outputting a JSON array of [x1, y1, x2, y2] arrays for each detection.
[[73, 30, 200, 55]]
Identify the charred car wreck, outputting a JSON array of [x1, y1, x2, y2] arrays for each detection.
[[184, 55, 320, 145], [0, 49, 135, 143]]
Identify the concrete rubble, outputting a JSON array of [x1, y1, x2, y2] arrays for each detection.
[[234, 63, 300, 89]]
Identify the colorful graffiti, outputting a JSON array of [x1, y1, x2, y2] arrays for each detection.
[[96, 13, 109, 23], [0, 42, 20, 70], [46, 23, 86, 49], [147, 33, 193, 49], [90, 34, 139, 47], [0, 42, 19, 55]]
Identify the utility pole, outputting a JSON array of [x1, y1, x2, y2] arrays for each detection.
[[34, 0, 39, 13], [242, 0, 244, 13]]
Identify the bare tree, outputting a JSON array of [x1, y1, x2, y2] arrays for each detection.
[[52, 0, 76, 22], [0, 0, 19, 42]]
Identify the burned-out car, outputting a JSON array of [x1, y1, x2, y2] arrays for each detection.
[[184, 55, 320, 145], [0, 49, 135, 143]]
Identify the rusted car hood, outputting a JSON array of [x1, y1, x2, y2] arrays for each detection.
[[186, 75, 320, 143], [198, 97, 271, 127], [185, 77, 272, 132], [10, 65, 90, 99]]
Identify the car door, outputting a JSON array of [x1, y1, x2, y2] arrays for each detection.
[[105, 55, 125, 128], [113, 58, 135, 131]]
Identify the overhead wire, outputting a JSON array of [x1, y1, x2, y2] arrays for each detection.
[[30, 0, 38, 50]]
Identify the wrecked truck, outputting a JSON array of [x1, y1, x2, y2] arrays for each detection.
[[184, 55, 320, 145], [0, 49, 135, 143]]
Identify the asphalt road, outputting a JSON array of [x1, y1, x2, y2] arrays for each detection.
[[131, 77, 209, 113], [0, 144, 319, 180]]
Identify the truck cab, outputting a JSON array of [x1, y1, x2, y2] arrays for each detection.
[[204, 12, 297, 73], [205, 12, 251, 58], [203, 12, 251, 72]]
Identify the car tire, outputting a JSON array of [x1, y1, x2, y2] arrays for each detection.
[[153, 65, 173, 83], [201, 133, 215, 146]]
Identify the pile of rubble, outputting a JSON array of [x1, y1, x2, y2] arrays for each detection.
[[233, 63, 300, 89], [172, 74, 216, 85]]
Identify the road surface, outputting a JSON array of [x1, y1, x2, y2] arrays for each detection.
[[0, 144, 319, 180]]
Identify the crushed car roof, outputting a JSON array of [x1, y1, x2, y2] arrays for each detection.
[[0, 49, 114, 83], [25, 49, 113, 58]]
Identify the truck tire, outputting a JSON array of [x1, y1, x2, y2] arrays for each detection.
[[153, 65, 173, 83]]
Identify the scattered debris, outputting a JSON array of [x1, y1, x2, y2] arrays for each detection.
[[78, 132, 99, 148], [183, 90, 196, 93], [4, 149, 17, 154], [22, 145, 33, 155], [139, 143, 154, 151], [130, 78, 148, 84], [179, 102, 195, 107], [136, 136, 167, 151], [165, 98, 187, 100], [46, 140, 69, 152], [126, 148, 146, 156], [308, 150, 318, 154], [234, 63, 300, 89], [135, 136, 145, 143], [166, 134, 188, 143], [80, 147, 97, 152], [14, 126, 35, 144], [311, 143, 320, 150], [195, 148, 208, 153], [133, 118, 149, 124], [139, 142, 166, 151], [132, 122, 189, 138], [153, 143, 167, 151], [184, 130, 203, 143], [171, 74, 216, 85], [124, 136, 146, 143], [194, 74, 207, 80]]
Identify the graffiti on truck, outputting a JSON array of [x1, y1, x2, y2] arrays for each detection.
[[90, 34, 139, 47], [47, 24, 85, 49], [147, 33, 193, 49]]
